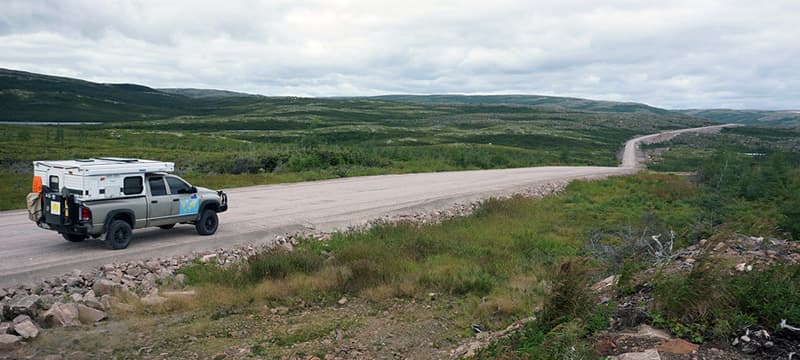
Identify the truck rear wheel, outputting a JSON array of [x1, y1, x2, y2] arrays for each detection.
[[196, 209, 218, 235], [62, 233, 86, 242], [106, 219, 133, 250]]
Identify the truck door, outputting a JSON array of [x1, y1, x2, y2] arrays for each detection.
[[146, 176, 174, 226], [165, 175, 199, 222]]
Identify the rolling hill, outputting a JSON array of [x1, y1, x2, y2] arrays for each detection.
[[678, 109, 800, 127]]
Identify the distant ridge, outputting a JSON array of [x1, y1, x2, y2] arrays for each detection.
[[159, 88, 261, 99], [0, 68, 794, 127], [369, 94, 674, 115], [0, 68, 260, 122], [677, 109, 800, 127]]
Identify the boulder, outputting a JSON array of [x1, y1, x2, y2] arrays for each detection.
[[0, 322, 11, 334], [77, 304, 107, 324], [81, 290, 104, 310], [591, 275, 619, 292], [0, 334, 22, 351], [7, 294, 40, 317], [12, 315, 31, 325], [70, 293, 83, 303], [38, 302, 81, 328], [200, 254, 218, 263], [92, 279, 121, 296], [12, 319, 38, 339]]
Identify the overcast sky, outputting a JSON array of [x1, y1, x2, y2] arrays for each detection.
[[1, 1, 798, 109]]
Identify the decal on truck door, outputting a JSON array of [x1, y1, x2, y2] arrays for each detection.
[[180, 194, 199, 215]]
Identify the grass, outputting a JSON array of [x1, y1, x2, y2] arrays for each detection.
[[176, 173, 707, 334]]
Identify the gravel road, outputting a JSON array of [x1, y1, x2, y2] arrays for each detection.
[[0, 124, 734, 288]]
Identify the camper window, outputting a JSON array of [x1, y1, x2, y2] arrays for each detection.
[[123, 176, 143, 195], [49, 175, 59, 191]]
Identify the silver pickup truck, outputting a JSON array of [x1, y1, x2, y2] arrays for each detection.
[[29, 159, 228, 250]]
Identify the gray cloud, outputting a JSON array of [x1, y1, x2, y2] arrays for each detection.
[[0, 0, 798, 109]]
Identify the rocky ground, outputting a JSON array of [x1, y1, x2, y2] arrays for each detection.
[[589, 235, 800, 360]]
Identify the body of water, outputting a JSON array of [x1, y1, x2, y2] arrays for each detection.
[[0, 121, 102, 126]]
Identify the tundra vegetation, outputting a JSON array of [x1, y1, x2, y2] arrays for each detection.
[[0, 96, 710, 210], [40, 156, 796, 358]]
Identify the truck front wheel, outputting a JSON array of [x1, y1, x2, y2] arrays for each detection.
[[106, 219, 133, 250], [196, 209, 218, 235], [62, 233, 86, 242]]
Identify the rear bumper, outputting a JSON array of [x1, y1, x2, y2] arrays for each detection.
[[37, 221, 93, 236]]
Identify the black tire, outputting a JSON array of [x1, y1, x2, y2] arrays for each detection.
[[195, 208, 218, 235], [106, 219, 133, 250], [159, 224, 176, 230], [62, 233, 86, 242]]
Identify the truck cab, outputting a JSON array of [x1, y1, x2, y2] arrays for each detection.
[[29, 158, 228, 250]]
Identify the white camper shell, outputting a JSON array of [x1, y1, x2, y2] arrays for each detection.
[[33, 158, 175, 201]]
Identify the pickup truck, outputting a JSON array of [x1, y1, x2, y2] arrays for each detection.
[[29, 159, 228, 250]]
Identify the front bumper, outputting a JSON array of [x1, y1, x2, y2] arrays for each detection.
[[218, 190, 228, 212]]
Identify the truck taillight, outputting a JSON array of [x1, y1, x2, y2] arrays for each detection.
[[79, 206, 92, 222]]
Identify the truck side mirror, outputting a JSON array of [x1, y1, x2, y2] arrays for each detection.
[[189, 186, 197, 194]]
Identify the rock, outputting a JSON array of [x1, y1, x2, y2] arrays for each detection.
[[126, 267, 142, 277], [70, 293, 83, 303], [0, 289, 7, 299], [213, 353, 227, 360], [631, 324, 671, 340], [656, 338, 699, 354], [592, 275, 619, 291], [141, 294, 166, 306], [740, 335, 751, 343], [7, 294, 39, 317], [611, 349, 661, 360], [38, 302, 81, 328], [145, 260, 160, 272], [100, 295, 112, 310], [12, 315, 30, 325], [12, 318, 38, 339], [0, 322, 11, 334], [77, 304, 107, 324], [200, 254, 218, 263], [0, 334, 22, 350], [82, 291, 104, 310], [337, 297, 348, 305], [92, 279, 120, 296]]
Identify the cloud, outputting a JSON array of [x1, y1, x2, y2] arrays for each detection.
[[0, 0, 798, 109]]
